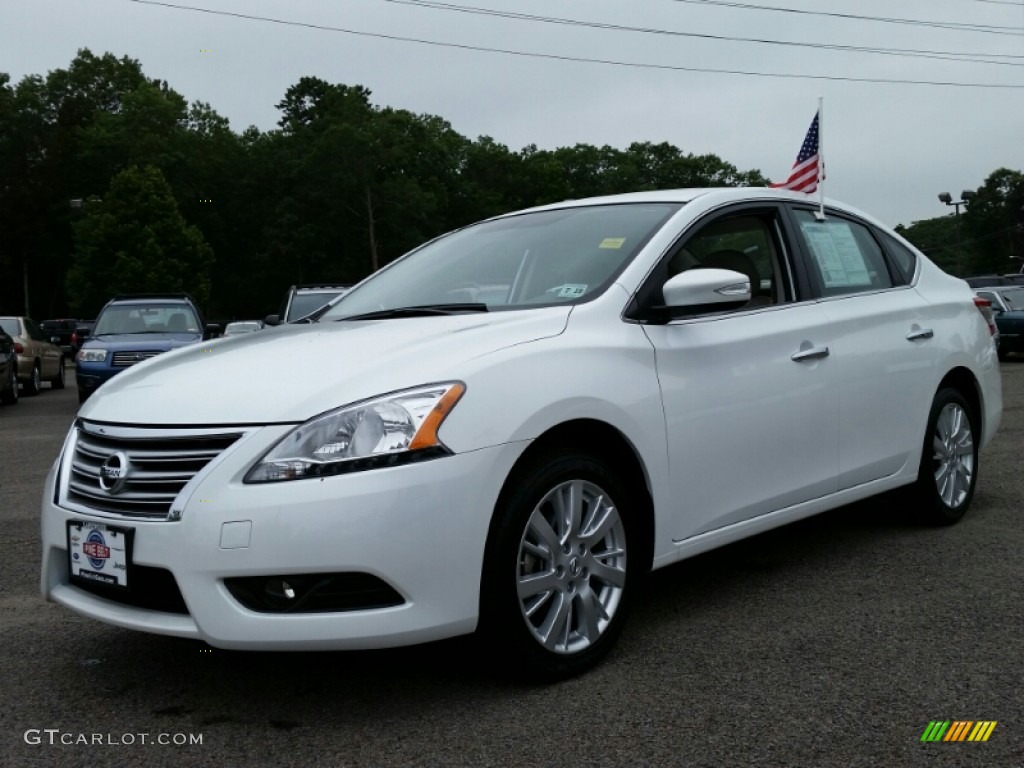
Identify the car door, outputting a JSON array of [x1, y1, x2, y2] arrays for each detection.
[[787, 207, 938, 490], [637, 205, 839, 541], [25, 318, 61, 379]]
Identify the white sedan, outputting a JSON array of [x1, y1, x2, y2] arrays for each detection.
[[41, 188, 1001, 679]]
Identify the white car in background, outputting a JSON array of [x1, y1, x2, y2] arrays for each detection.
[[41, 188, 1001, 679]]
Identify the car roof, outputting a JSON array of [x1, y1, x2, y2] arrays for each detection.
[[502, 186, 878, 225]]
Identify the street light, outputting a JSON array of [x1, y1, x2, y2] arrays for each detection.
[[938, 189, 977, 276]]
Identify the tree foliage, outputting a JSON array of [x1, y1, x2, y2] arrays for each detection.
[[896, 168, 1024, 277], [66, 166, 214, 313]]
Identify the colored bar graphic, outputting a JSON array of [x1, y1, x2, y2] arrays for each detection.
[[921, 721, 950, 742], [946, 721, 973, 741], [921, 720, 996, 742]]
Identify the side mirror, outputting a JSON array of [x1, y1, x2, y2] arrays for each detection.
[[661, 268, 752, 314], [264, 314, 281, 326], [203, 323, 221, 339]]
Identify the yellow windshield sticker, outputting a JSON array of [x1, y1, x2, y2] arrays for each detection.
[[599, 237, 626, 249]]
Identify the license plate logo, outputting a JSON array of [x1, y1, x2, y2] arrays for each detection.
[[82, 531, 111, 568]]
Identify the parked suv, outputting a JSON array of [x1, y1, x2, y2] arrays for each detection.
[[75, 294, 218, 403], [266, 284, 351, 325]]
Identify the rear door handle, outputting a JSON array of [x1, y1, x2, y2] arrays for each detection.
[[906, 328, 934, 341], [791, 346, 830, 362]]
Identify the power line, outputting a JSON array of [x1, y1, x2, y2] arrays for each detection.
[[667, 0, 1024, 36], [385, 0, 1024, 67], [128, 0, 1024, 88]]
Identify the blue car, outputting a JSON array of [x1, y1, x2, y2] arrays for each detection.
[[76, 294, 218, 403], [975, 286, 1024, 361]]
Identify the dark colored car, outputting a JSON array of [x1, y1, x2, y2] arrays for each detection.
[[75, 294, 219, 403], [975, 286, 1024, 360], [266, 284, 351, 325], [40, 318, 80, 357], [70, 320, 96, 358], [964, 273, 1024, 289], [0, 326, 18, 406]]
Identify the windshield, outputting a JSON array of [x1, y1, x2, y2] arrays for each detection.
[[287, 292, 345, 321], [94, 304, 200, 335], [999, 288, 1024, 310], [0, 318, 18, 337], [321, 203, 680, 320]]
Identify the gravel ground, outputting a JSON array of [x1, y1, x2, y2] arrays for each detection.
[[1, 362, 1021, 768]]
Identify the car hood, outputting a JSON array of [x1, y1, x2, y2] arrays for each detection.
[[80, 309, 572, 424], [84, 333, 203, 351]]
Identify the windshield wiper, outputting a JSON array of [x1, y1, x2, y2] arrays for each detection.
[[336, 303, 489, 321]]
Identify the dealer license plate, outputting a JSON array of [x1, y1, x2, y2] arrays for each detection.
[[67, 521, 133, 588]]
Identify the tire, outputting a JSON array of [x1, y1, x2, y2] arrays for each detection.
[[910, 388, 979, 526], [23, 362, 41, 396], [50, 357, 65, 389], [480, 449, 637, 680], [78, 389, 89, 405], [0, 364, 17, 405], [997, 348, 1008, 362]]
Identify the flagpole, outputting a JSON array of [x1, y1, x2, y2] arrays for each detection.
[[817, 96, 825, 220]]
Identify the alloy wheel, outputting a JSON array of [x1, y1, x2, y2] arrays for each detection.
[[516, 479, 627, 654], [932, 402, 975, 509]]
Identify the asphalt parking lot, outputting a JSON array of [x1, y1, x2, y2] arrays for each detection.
[[1, 364, 1022, 768]]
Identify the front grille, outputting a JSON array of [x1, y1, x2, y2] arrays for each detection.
[[71, 565, 189, 614], [112, 350, 163, 367], [66, 424, 241, 519]]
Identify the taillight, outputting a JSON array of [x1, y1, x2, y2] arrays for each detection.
[[13, 342, 23, 354], [70, 332, 78, 346], [973, 297, 997, 336]]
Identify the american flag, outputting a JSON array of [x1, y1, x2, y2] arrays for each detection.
[[770, 112, 821, 193]]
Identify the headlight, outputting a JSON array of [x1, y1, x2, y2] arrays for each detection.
[[244, 382, 465, 483], [77, 349, 107, 362]]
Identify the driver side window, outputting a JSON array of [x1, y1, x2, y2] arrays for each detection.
[[665, 213, 787, 308]]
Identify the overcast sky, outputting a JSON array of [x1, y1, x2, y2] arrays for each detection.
[[4, 0, 1023, 227]]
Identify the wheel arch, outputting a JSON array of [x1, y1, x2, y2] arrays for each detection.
[[937, 366, 984, 440], [489, 418, 656, 574]]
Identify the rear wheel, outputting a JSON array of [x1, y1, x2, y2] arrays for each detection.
[[910, 388, 979, 526], [50, 357, 65, 389], [23, 362, 41, 396], [480, 449, 636, 680]]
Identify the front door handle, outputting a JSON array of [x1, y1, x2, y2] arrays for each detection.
[[791, 345, 830, 362], [906, 328, 934, 341]]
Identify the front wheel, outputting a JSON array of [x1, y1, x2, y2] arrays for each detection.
[[910, 388, 979, 526], [480, 450, 637, 680]]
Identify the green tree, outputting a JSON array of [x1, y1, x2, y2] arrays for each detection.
[[66, 165, 214, 314], [962, 168, 1024, 275]]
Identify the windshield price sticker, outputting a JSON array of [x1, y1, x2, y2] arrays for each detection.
[[67, 521, 133, 588]]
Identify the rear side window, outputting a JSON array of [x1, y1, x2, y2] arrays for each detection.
[[881, 233, 918, 283], [792, 210, 893, 297]]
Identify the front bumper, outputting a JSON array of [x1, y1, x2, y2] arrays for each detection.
[[41, 430, 528, 650], [75, 363, 120, 395]]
